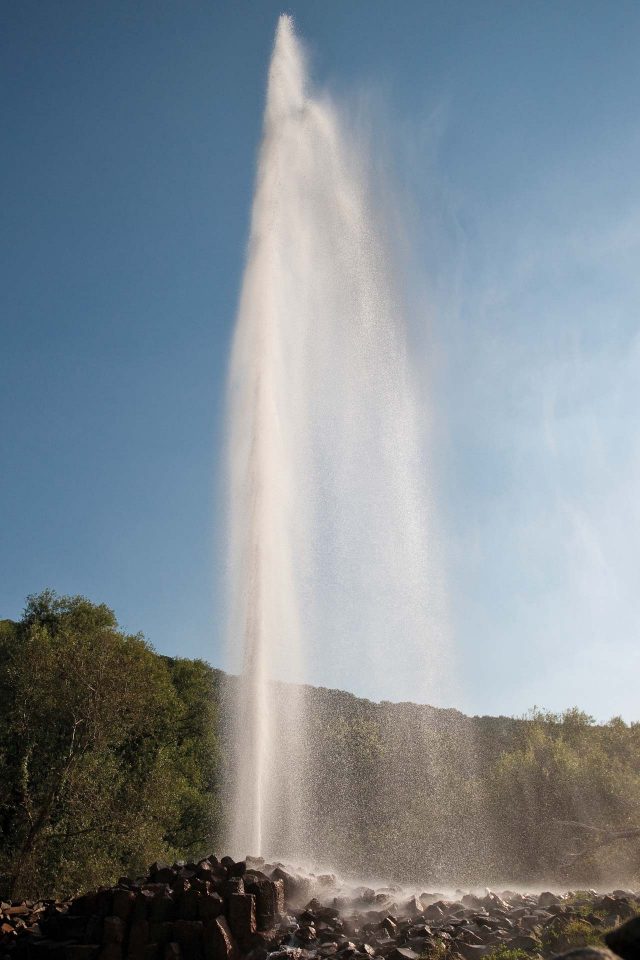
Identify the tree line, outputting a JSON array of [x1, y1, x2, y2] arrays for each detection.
[[1, 590, 638, 899]]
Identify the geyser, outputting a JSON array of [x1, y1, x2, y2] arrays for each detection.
[[225, 15, 446, 865]]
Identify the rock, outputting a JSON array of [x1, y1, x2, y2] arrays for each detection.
[[455, 945, 492, 960], [270, 868, 311, 908], [507, 934, 541, 951], [600, 898, 636, 921], [111, 891, 135, 922], [171, 879, 191, 898], [319, 943, 340, 956], [379, 917, 396, 938], [552, 950, 617, 960], [135, 891, 156, 922], [220, 879, 244, 906], [148, 922, 173, 947], [243, 948, 268, 960], [65, 948, 100, 960], [97, 946, 122, 960], [244, 876, 283, 931], [11, 854, 640, 960], [605, 915, 640, 960], [296, 924, 317, 944], [199, 894, 224, 924], [6, 906, 30, 917], [539, 891, 561, 907], [128, 919, 150, 958], [461, 896, 483, 910], [227, 893, 256, 944], [173, 920, 204, 960], [401, 897, 423, 918], [102, 918, 125, 945], [204, 916, 238, 960], [457, 930, 485, 945], [180, 890, 202, 922], [388, 949, 421, 960], [151, 893, 176, 924], [481, 893, 508, 912], [423, 903, 446, 922]]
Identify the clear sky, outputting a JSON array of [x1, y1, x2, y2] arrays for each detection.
[[2, 1, 639, 721]]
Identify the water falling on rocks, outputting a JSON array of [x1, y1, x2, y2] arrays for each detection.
[[225, 15, 449, 865], [5, 855, 640, 960]]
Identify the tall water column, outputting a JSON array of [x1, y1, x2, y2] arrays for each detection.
[[225, 15, 446, 864]]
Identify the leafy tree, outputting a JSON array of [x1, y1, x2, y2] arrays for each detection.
[[488, 708, 640, 883], [163, 656, 222, 855], [0, 591, 183, 898]]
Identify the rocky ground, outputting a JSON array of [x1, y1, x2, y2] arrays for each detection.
[[2, 856, 639, 960]]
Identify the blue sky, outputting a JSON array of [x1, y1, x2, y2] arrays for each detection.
[[2, 1, 639, 720]]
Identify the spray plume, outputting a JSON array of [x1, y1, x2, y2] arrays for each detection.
[[225, 15, 446, 864]]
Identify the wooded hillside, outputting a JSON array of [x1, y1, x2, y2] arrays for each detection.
[[1, 591, 638, 898]]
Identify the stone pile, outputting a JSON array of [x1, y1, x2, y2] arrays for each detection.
[[2, 857, 640, 960], [1, 856, 284, 960]]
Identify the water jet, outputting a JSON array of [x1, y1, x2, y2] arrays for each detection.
[[225, 14, 446, 867]]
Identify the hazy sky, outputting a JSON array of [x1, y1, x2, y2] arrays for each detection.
[[2, 1, 639, 721]]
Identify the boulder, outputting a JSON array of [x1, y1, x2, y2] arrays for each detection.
[[199, 895, 224, 924], [401, 896, 423, 918], [151, 894, 175, 924], [270, 868, 311, 908], [65, 948, 100, 960], [227, 893, 256, 945], [552, 950, 617, 960], [539, 891, 561, 908], [111, 892, 135, 922], [173, 920, 204, 960], [204, 916, 238, 960], [605, 915, 640, 960], [179, 890, 202, 922], [387, 948, 421, 960], [97, 946, 122, 960], [102, 918, 125, 945], [128, 919, 150, 958], [423, 903, 446, 922], [148, 922, 173, 947], [134, 892, 155, 922], [243, 876, 283, 930]]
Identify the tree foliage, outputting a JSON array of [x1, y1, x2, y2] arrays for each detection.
[[1, 590, 639, 897], [293, 687, 640, 885], [0, 591, 220, 900]]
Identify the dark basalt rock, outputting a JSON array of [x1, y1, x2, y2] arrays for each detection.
[[2, 859, 640, 960], [227, 894, 256, 946], [552, 950, 618, 960], [605, 915, 640, 960]]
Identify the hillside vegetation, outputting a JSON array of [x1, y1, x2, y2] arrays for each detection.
[[1, 591, 638, 898]]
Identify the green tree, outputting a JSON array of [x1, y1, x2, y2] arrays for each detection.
[[488, 708, 640, 883], [163, 656, 222, 855], [0, 590, 183, 898]]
